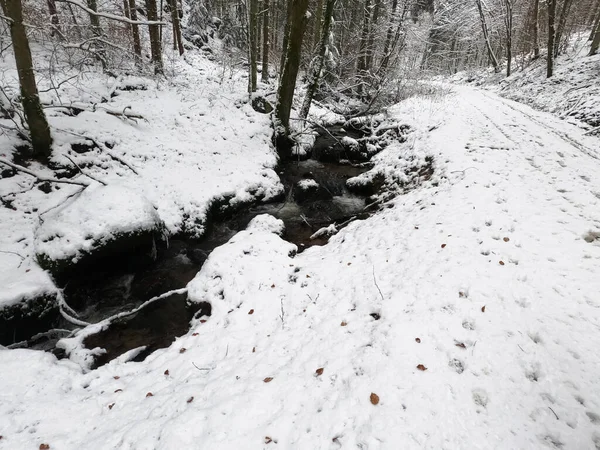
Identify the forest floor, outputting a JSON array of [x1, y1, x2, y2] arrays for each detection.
[[1, 65, 600, 448]]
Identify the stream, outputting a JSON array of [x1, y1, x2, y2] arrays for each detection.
[[24, 124, 378, 368]]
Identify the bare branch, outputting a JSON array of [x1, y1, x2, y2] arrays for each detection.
[[55, 0, 167, 26], [0, 157, 90, 186]]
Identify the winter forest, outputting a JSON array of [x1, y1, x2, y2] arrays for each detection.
[[1, 0, 600, 447]]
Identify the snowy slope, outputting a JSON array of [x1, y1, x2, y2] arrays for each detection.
[[1, 87, 600, 449]]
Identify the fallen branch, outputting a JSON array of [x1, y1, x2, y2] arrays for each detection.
[[63, 154, 107, 186], [0, 157, 90, 187], [45, 101, 145, 121]]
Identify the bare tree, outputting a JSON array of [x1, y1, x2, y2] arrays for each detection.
[[503, 0, 513, 77], [248, 0, 258, 92], [547, 0, 557, 77], [145, 0, 163, 74], [475, 0, 500, 73], [1, 0, 53, 159], [261, 0, 270, 83]]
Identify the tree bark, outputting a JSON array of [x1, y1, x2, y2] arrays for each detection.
[[1, 0, 53, 160], [554, 0, 573, 57], [313, 0, 324, 50], [127, 0, 142, 62], [503, 0, 513, 77], [300, 0, 335, 119], [547, 0, 557, 77], [279, 0, 292, 75], [365, 0, 381, 72], [248, 0, 258, 92], [86, 0, 101, 36], [168, 0, 184, 55], [275, 0, 309, 136], [47, 0, 61, 37], [532, 0, 540, 59], [261, 0, 270, 83], [590, 9, 600, 55], [475, 0, 500, 73], [145, 0, 163, 74]]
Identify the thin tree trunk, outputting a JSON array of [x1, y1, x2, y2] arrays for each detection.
[[279, 0, 292, 75], [313, 0, 323, 50], [504, 0, 513, 77], [275, 0, 309, 137], [357, 0, 372, 76], [475, 0, 500, 73], [47, 0, 61, 37], [365, 0, 381, 72], [128, 0, 142, 62], [86, 0, 101, 36], [145, 0, 163, 74], [248, 0, 258, 92], [380, 0, 398, 71], [1, 0, 53, 160], [532, 0, 540, 59], [547, 0, 557, 77], [590, 10, 600, 55], [169, 0, 184, 55], [300, 0, 335, 119], [554, 0, 573, 57], [261, 0, 270, 83]]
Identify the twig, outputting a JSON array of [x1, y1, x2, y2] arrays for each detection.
[[63, 154, 107, 186], [192, 362, 212, 371], [0, 250, 25, 267], [279, 298, 285, 329], [55, 0, 167, 26], [372, 266, 385, 302], [0, 157, 90, 187], [548, 407, 559, 420]]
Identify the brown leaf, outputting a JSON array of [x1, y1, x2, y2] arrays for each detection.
[[199, 320, 207, 323], [187, 396, 194, 404], [263, 377, 273, 383], [114, 389, 123, 393], [248, 309, 254, 315], [416, 364, 428, 371], [164, 370, 169, 376], [455, 342, 466, 349], [458, 291, 466, 298], [347, 262, 352, 266], [306, 274, 311, 278], [113, 376, 120, 380], [370, 393, 380, 405], [441, 244, 447, 249], [499, 261, 505, 266], [271, 284, 275, 288], [315, 368, 324, 376], [252, 347, 256, 353], [481, 305, 486, 313], [265, 437, 273, 444], [146, 392, 154, 397], [340, 321, 347, 327], [39, 444, 50, 450], [108, 403, 115, 410], [503, 237, 510, 242], [192, 332, 199, 336], [415, 338, 421, 343], [179, 348, 186, 354]]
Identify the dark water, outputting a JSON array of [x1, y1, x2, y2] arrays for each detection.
[[27, 127, 375, 367]]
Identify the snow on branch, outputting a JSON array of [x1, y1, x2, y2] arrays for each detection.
[[0, 157, 91, 187], [55, 0, 167, 26]]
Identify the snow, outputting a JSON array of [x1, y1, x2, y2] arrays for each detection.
[[296, 178, 319, 190], [2, 85, 600, 448], [34, 184, 163, 266]]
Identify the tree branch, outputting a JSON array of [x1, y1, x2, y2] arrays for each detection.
[[55, 0, 167, 26], [0, 158, 90, 186]]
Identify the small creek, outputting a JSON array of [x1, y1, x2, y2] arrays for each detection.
[[26, 124, 377, 367]]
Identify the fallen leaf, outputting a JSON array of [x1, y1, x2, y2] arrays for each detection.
[[114, 389, 123, 393], [263, 377, 273, 383], [187, 397, 194, 404], [179, 348, 186, 354], [113, 376, 120, 380], [459, 291, 466, 298], [306, 274, 311, 278], [499, 261, 505, 266], [164, 370, 169, 376], [370, 393, 380, 405], [315, 368, 324, 376], [455, 342, 466, 349], [416, 364, 428, 371], [481, 305, 486, 313], [252, 347, 256, 353], [265, 437, 273, 444], [415, 338, 421, 343], [199, 320, 207, 323], [146, 392, 154, 397], [39, 444, 50, 450], [441, 244, 447, 249], [503, 237, 510, 242], [248, 309, 254, 315], [192, 332, 199, 336], [271, 284, 275, 288], [341, 321, 347, 327], [108, 403, 115, 410], [347, 262, 352, 266]]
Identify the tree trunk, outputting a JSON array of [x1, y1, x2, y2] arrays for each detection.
[[248, 0, 258, 92], [1, 0, 53, 160], [145, 0, 163, 74], [127, 0, 142, 62], [590, 10, 600, 55], [532, 0, 540, 59], [300, 0, 335, 119], [169, 0, 184, 55], [547, 0, 557, 77], [86, 0, 101, 36], [475, 0, 500, 73], [504, 0, 513, 77], [554, 0, 573, 57], [275, 0, 309, 139], [261, 0, 270, 83], [313, 0, 324, 50], [46, 0, 61, 38], [365, 0, 381, 72], [357, 0, 372, 76], [279, 0, 292, 75], [380, 0, 398, 72]]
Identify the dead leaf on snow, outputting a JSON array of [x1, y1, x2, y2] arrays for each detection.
[[263, 377, 273, 383], [481, 305, 486, 313], [179, 348, 186, 354], [370, 393, 380, 405], [417, 364, 428, 371], [39, 445, 50, 450], [503, 237, 510, 242], [164, 370, 169, 376], [415, 338, 421, 343], [441, 244, 447, 249], [248, 309, 254, 315], [499, 261, 505, 266], [108, 403, 115, 410], [187, 397, 194, 404], [146, 392, 154, 397], [265, 437, 273, 444], [315, 368, 324, 376], [455, 342, 466, 349], [341, 321, 347, 326]]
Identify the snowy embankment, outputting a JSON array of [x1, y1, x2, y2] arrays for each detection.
[[0, 50, 282, 312], [1, 86, 600, 449]]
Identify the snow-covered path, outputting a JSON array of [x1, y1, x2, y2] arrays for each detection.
[[1, 87, 600, 450]]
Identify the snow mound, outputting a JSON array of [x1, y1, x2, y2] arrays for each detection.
[[34, 185, 165, 274]]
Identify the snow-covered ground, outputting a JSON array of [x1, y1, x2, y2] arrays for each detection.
[[1, 84, 600, 449]]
